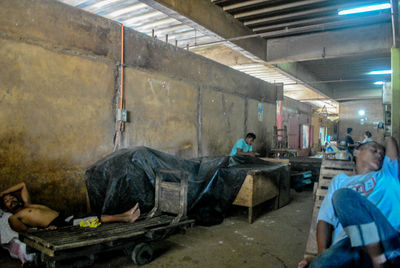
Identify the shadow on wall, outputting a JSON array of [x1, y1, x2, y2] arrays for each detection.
[[255, 128, 270, 157], [0, 131, 88, 215]]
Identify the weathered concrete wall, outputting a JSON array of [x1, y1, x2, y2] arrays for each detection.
[[282, 97, 313, 156], [311, 113, 336, 151], [124, 68, 199, 158], [246, 99, 276, 156], [338, 100, 384, 144], [0, 39, 115, 213], [0, 0, 280, 213], [201, 88, 246, 156]]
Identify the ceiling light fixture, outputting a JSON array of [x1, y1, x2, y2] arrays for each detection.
[[368, 70, 392, 75], [338, 3, 391, 15], [374, 81, 385, 85]]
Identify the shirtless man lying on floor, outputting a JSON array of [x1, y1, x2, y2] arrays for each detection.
[[0, 182, 140, 232]]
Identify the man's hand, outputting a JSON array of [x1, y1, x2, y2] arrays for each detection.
[[237, 149, 259, 157], [384, 136, 399, 160], [249, 152, 260, 157], [298, 255, 315, 268]]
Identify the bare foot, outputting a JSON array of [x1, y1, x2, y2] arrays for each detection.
[[123, 203, 139, 216], [298, 259, 309, 268], [128, 207, 141, 223], [298, 255, 315, 268]]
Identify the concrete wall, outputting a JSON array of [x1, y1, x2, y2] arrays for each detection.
[[0, 0, 280, 213], [338, 99, 385, 144], [311, 113, 336, 151], [282, 97, 313, 156]]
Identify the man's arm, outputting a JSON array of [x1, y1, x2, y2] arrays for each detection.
[[0, 182, 31, 204], [298, 220, 333, 268], [236, 148, 257, 157], [8, 215, 30, 232], [316, 220, 333, 253], [384, 137, 399, 161]]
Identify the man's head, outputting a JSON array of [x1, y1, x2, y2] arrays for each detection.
[[1, 193, 24, 213], [347, 128, 353, 134], [245, 133, 256, 145], [364, 131, 372, 138], [354, 141, 385, 172]]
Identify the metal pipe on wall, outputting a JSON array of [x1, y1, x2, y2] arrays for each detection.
[[114, 24, 125, 152], [391, 0, 399, 48]]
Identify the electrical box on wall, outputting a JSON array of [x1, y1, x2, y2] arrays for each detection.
[[117, 109, 128, 122]]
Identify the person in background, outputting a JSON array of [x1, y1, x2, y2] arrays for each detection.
[[345, 128, 356, 156], [362, 131, 373, 144], [230, 133, 259, 157]]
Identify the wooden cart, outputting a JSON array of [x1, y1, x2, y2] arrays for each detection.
[[20, 169, 194, 268]]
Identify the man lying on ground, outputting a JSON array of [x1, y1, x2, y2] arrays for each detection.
[[299, 137, 400, 268], [0, 182, 140, 232]]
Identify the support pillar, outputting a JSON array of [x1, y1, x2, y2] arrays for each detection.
[[392, 47, 400, 141]]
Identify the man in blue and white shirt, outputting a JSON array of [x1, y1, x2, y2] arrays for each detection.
[[299, 137, 400, 268]]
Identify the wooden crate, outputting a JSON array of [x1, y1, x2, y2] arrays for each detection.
[[304, 159, 355, 257]]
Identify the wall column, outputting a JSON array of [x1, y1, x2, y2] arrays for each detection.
[[392, 47, 400, 141]]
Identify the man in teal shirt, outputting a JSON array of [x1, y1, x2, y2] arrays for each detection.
[[230, 133, 259, 157]]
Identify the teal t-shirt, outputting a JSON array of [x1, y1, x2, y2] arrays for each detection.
[[317, 156, 400, 245], [230, 138, 252, 156]]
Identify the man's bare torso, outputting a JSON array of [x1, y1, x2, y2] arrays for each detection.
[[12, 204, 59, 228]]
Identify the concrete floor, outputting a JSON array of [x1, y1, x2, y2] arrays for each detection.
[[0, 190, 313, 268]]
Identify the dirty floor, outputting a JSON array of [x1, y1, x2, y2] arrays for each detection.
[[0, 190, 313, 268]]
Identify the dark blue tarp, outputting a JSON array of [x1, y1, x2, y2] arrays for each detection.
[[85, 147, 287, 225]]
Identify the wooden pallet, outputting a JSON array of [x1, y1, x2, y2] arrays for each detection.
[[304, 159, 355, 257]]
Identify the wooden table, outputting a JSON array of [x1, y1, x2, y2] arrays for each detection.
[[232, 165, 290, 223]]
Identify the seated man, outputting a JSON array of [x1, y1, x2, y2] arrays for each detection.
[[1, 182, 140, 232], [230, 132, 259, 157], [299, 137, 400, 268]]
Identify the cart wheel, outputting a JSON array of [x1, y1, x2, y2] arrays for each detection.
[[131, 243, 153, 265]]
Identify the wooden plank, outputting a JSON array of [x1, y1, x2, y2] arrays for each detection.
[[321, 161, 355, 169], [259, 157, 290, 164], [252, 174, 279, 207], [233, 174, 279, 208], [22, 238, 55, 257], [21, 215, 176, 251], [319, 169, 346, 178], [305, 202, 320, 256], [160, 182, 181, 191], [318, 178, 332, 188], [23, 215, 171, 242], [233, 175, 254, 207], [316, 188, 327, 197]]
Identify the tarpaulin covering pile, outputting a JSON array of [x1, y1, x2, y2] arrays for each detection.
[[85, 147, 288, 226]]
